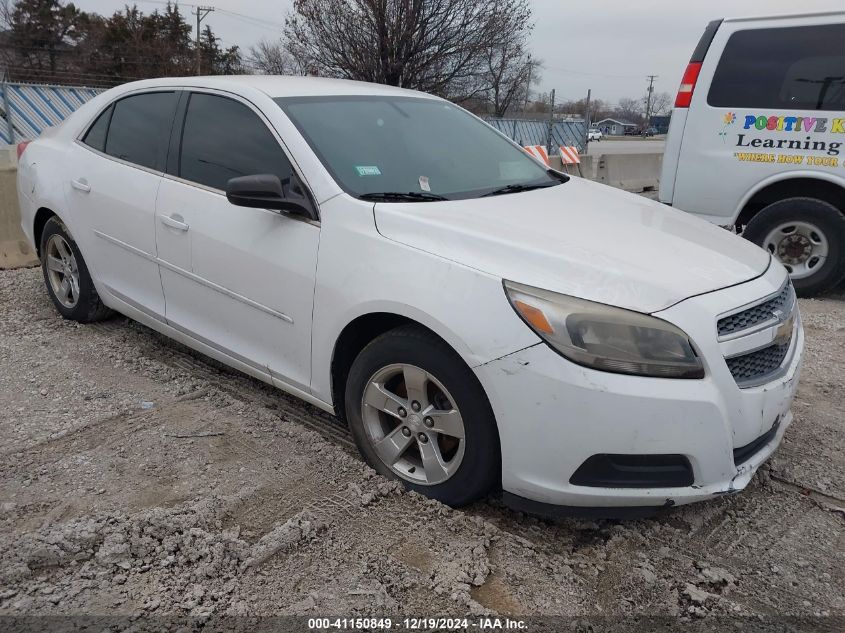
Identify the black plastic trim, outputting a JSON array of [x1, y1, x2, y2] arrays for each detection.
[[570, 454, 694, 488], [501, 492, 670, 520], [691, 19, 723, 62], [733, 418, 780, 466]]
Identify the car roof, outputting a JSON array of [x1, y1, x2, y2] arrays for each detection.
[[113, 75, 439, 100], [723, 9, 845, 24]]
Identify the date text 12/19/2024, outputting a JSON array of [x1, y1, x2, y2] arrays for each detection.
[[308, 617, 528, 630]]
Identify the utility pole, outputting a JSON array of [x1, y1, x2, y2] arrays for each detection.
[[546, 88, 555, 155], [522, 54, 532, 115], [645, 74, 657, 131], [583, 88, 592, 149], [193, 5, 215, 76]]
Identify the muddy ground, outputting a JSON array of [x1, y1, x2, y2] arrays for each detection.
[[0, 266, 843, 628]]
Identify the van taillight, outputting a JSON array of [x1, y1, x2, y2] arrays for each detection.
[[675, 62, 702, 108], [16, 140, 31, 159]]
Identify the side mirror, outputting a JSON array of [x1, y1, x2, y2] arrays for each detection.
[[225, 173, 316, 219]]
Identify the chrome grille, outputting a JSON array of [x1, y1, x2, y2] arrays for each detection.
[[717, 282, 793, 337], [726, 342, 791, 386]]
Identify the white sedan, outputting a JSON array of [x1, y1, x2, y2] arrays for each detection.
[[17, 76, 803, 515], [588, 128, 603, 141]]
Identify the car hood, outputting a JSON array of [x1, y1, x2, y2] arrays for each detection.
[[372, 177, 771, 313]]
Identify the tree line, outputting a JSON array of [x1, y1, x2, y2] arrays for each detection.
[[524, 93, 673, 126], [0, 0, 241, 86], [0, 0, 540, 117]]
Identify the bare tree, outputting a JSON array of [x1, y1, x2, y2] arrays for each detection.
[[283, 0, 533, 101], [482, 1, 536, 117], [614, 97, 644, 125], [248, 39, 306, 75], [646, 91, 672, 117]]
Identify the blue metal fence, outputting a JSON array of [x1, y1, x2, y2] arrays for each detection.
[[0, 82, 103, 144], [0, 82, 588, 159], [485, 118, 586, 153]]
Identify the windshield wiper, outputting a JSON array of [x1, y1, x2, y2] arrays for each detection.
[[359, 191, 450, 202], [482, 181, 561, 197]]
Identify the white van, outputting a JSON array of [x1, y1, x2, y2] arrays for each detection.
[[661, 11, 845, 296]]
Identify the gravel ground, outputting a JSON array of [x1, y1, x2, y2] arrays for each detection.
[[0, 266, 843, 627]]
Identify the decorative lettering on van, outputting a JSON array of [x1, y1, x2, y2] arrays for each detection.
[[721, 112, 845, 168]]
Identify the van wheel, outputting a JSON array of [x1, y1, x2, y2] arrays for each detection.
[[344, 324, 500, 507], [743, 197, 845, 297], [40, 217, 112, 322]]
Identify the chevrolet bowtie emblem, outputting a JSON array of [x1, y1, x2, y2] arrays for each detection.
[[774, 315, 794, 345]]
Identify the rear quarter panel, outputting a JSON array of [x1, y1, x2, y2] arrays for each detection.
[[17, 136, 75, 251], [672, 14, 845, 224]]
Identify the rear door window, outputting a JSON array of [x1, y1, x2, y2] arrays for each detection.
[[82, 105, 112, 152], [104, 92, 178, 170], [179, 92, 293, 191], [708, 23, 845, 110]]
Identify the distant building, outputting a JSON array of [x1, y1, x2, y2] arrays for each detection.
[[649, 115, 672, 135], [593, 118, 637, 136]]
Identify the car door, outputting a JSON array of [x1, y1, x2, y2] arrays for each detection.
[[67, 90, 179, 318], [155, 90, 320, 393]]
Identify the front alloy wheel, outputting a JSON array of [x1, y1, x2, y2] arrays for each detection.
[[344, 324, 500, 507], [361, 363, 466, 485]]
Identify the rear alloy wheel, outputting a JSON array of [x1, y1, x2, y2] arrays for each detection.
[[744, 197, 845, 297], [345, 325, 500, 507], [40, 217, 112, 322], [44, 233, 80, 310]]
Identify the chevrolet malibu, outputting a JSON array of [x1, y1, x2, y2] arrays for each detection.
[[17, 77, 804, 515]]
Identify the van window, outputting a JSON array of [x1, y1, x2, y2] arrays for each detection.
[[708, 24, 845, 111], [104, 92, 178, 170], [179, 93, 293, 191]]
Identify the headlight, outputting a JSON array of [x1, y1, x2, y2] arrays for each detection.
[[504, 280, 704, 379]]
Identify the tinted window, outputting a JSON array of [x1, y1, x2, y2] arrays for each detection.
[[180, 93, 293, 191], [709, 24, 845, 110], [277, 96, 557, 200], [104, 92, 178, 170], [82, 105, 112, 152]]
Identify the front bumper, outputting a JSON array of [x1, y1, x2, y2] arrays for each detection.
[[474, 265, 803, 510]]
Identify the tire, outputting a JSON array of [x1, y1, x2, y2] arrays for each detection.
[[743, 197, 845, 297], [344, 324, 500, 507], [39, 216, 112, 322]]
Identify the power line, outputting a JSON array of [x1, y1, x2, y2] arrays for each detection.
[[131, 1, 284, 31], [216, 8, 284, 30], [543, 65, 643, 80]]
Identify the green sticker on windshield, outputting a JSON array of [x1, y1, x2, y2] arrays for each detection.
[[355, 165, 381, 176]]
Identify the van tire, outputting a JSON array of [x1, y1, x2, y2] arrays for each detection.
[[344, 324, 500, 507], [743, 197, 845, 297]]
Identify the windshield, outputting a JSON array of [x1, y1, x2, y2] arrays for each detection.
[[275, 96, 563, 201]]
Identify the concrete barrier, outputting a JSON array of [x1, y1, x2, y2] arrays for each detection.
[[549, 154, 593, 178], [595, 153, 662, 193], [0, 147, 38, 270]]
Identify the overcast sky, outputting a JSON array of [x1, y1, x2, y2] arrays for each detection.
[[72, 0, 845, 103]]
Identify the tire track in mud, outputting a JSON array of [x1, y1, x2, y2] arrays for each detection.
[[90, 320, 356, 452]]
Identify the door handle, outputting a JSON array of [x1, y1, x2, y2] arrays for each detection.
[[71, 178, 91, 193], [160, 214, 189, 231]]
